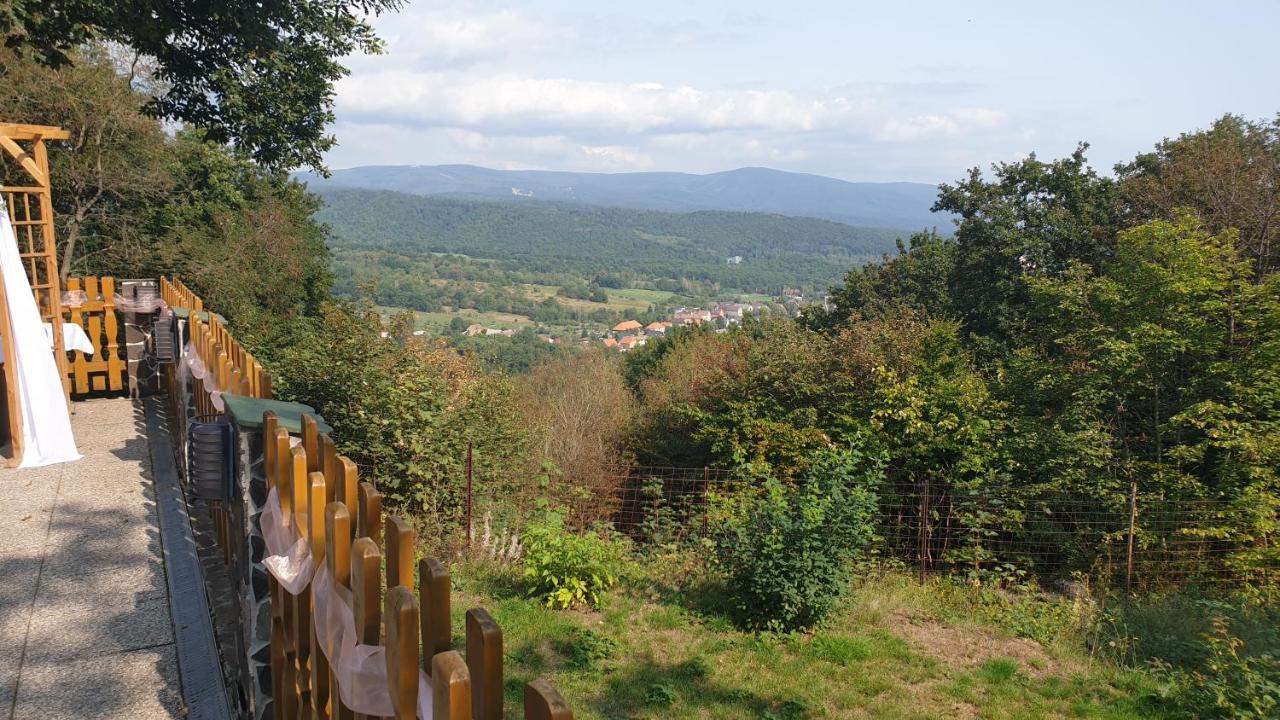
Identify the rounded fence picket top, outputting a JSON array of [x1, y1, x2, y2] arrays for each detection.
[[188, 413, 235, 502]]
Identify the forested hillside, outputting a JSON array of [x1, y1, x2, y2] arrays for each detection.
[[315, 187, 902, 297], [299, 164, 946, 229]]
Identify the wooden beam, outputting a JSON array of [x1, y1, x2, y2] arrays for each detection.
[[0, 124, 71, 141], [0, 254, 24, 467], [0, 136, 47, 187]]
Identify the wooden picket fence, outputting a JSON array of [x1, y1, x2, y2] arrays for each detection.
[[160, 275, 203, 313], [262, 412, 572, 719], [165, 277, 573, 717], [160, 276, 273, 402], [61, 275, 126, 395]]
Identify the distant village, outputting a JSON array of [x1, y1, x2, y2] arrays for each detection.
[[452, 290, 829, 351], [602, 300, 770, 351]]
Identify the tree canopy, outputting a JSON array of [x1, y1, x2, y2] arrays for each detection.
[[0, 46, 332, 339], [2, 0, 400, 170]]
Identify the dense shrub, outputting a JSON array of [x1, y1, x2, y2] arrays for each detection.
[[1159, 615, 1280, 719], [522, 510, 630, 609], [711, 449, 882, 631], [517, 352, 634, 528], [275, 302, 537, 539]]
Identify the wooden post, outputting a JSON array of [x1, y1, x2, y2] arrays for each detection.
[[290, 448, 314, 718], [386, 516, 416, 591], [385, 587, 420, 720], [350, 537, 381, 720], [419, 558, 452, 674], [274, 430, 293, 517], [339, 459, 359, 541], [918, 477, 930, 582], [701, 466, 711, 537], [321, 434, 339, 503], [326, 503, 355, 720], [358, 482, 383, 548], [432, 652, 473, 720], [308, 471, 331, 719], [0, 252, 23, 466], [466, 608, 503, 720], [275, 432, 301, 720], [524, 680, 573, 720], [261, 412, 286, 720], [303, 415, 321, 474]]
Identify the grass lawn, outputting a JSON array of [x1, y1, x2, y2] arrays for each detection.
[[608, 288, 680, 308], [376, 305, 534, 333], [444, 562, 1169, 720]]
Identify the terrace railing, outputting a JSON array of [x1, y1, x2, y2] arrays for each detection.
[[60, 275, 127, 394]]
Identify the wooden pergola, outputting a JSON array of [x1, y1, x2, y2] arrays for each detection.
[[0, 123, 71, 466]]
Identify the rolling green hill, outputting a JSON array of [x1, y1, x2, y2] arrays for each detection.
[[316, 188, 904, 297], [298, 164, 947, 230]]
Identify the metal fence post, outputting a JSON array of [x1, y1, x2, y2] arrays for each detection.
[[465, 441, 474, 548], [1126, 480, 1138, 592], [919, 477, 930, 582]]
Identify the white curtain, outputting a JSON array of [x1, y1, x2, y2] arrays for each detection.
[[0, 195, 80, 467]]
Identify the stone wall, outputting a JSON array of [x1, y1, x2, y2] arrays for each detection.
[[168, 316, 271, 720]]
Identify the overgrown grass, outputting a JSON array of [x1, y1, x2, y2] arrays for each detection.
[[375, 305, 535, 332], [447, 560, 1176, 719]]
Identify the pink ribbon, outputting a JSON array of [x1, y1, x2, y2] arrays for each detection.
[[261, 488, 433, 718]]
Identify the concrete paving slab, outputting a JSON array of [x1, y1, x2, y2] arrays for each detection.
[[22, 595, 175, 664], [39, 533, 163, 580], [0, 555, 41, 619], [0, 648, 18, 718], [0, 504, 55, 532], [0, 517, 51, 552], [0, 473, 61, 520], [0, 396, 223, 719], [49, 492, 157, 528], [11, 645, 183, 719], [34, 561, 169, 607]]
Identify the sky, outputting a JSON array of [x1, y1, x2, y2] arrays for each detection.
[[327, 0, 1280, 184]]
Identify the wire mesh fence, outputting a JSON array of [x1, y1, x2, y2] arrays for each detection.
[[560, 467, 1279, 590]]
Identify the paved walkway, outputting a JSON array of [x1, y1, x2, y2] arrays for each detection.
[[1, 398, 184, 719]]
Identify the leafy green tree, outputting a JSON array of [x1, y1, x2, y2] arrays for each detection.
[[934, 145, 1121, 351], [807, 230, 956, 329], [146, 132, 333, 344], [275, 302, 537, 535], [1117, 114, 1280, 279], [0, 46, 171, 280], [451, 328, 571, 374], [0, 45, 332, 344], [2, 0, 400, 170]]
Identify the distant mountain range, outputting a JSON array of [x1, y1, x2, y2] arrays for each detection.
[[297, 164, 949, 232]]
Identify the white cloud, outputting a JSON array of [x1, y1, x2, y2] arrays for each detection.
[[335, 69, 1004, 144], [580, 145, 653, 168], [350, 5, 572, 69], [328, 4, 1019, 181]]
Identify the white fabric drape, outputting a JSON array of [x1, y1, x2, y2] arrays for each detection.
[[0, 197, 80, 468], [261, 487, 433, 718], [0, 323, 94, 363]]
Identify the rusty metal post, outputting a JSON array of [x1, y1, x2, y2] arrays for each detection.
[[465, 441, 474, 548], [701, 466, 711, 538], [918, 477, 930, 583], [1126, 480, 1138, 592]]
